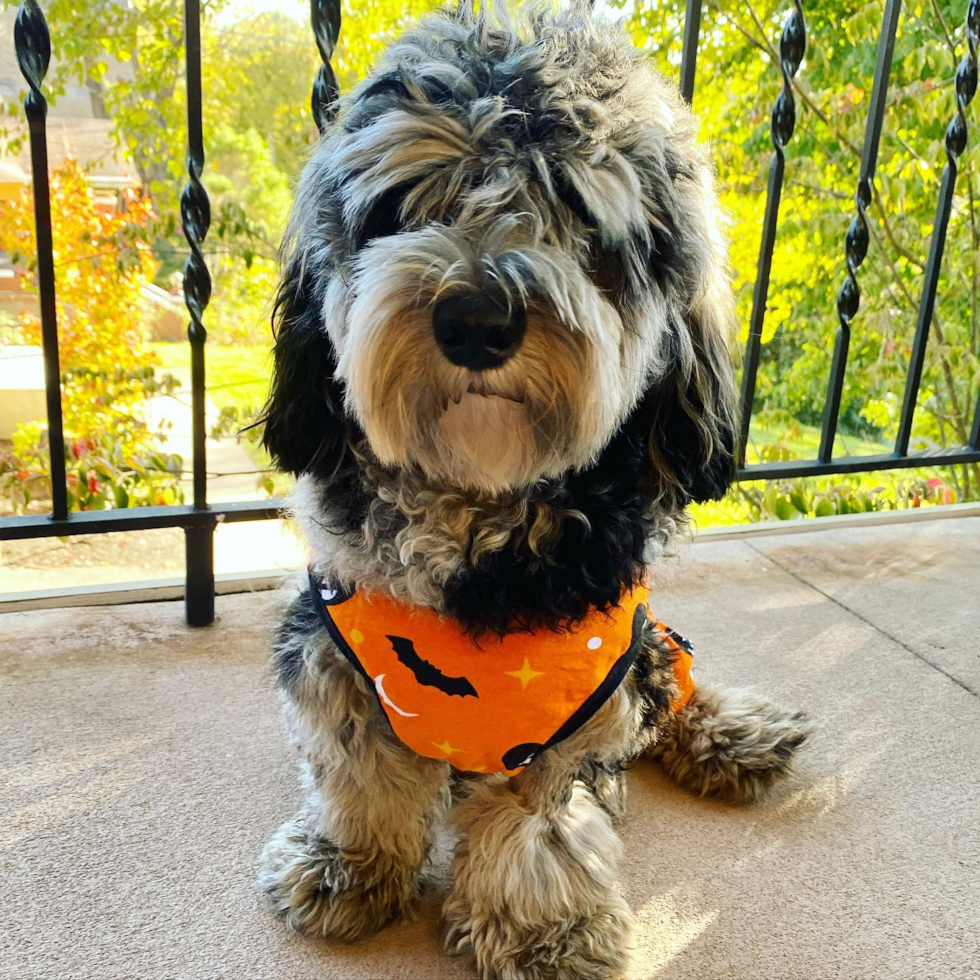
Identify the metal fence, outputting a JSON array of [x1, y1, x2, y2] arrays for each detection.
[[1, 0, 978, 626]]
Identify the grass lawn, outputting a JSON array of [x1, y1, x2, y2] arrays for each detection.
[[151, 341, 278, 480], [743, 422, 892, 464], [151, 342, 271, 415]]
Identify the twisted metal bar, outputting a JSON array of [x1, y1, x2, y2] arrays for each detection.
[[737, 0, 806, 465], [181, 0, 214, 626], [820, 0, 903, 462], [311, 0, 342, 132], [679, 0, 704, 105], [14, 0, 68, 522], [972, 390, 980, 450], [895, 0, 979, 456]]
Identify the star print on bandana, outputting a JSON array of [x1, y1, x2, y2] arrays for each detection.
[[504, 657, 545, 691], [431, 739, 461, 757]]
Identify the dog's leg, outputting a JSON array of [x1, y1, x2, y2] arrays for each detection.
[[259, 623, 450, 942], [649, 682, 814, 804], [443, 695, 638, 980]]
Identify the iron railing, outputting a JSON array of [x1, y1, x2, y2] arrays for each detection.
[[1, 0, 978, 625]]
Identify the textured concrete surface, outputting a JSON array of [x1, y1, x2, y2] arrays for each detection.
[[1, 518, 978, 980]]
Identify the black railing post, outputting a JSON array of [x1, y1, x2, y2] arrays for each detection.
[[820, 0, 903, 463], [679, 0, 703, 105], [181, 0, 214, 626], [895, 0, 979, 456], [311, 0, 342, 133], [738, 0, 806, 465], [971, 393, 980, 450], [14, 0, 68, 522]]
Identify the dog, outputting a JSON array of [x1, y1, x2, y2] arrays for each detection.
[[256, 3, 812, 977]]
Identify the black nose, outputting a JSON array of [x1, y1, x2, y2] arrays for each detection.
[[433, 291, 526, 371]]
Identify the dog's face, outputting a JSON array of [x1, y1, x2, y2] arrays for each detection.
[[265, 3, 736, 502]]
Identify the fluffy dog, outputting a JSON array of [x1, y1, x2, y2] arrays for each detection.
[[257, 3, 812, 977]]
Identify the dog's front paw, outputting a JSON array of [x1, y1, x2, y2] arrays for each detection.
[[444, 894, 632, 980], [258, 816, 419, 942], [651, 683, 815, 804]]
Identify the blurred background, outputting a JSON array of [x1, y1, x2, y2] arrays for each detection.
[[0, 0, 977, 595]]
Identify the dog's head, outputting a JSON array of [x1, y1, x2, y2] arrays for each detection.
[[263, 1, 737, 506]]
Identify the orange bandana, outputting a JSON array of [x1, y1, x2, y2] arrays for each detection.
[[310, 571, 694, 775]]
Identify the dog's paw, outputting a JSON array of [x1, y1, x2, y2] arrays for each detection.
[[257, 816, 418, 942], [444, 894, 632, 980], [650, 683, 815, 804]]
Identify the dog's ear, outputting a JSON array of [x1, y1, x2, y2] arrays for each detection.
[[642, 291, 738, 505], [260, 258, 354, 479], [635, 149, 740, 507]]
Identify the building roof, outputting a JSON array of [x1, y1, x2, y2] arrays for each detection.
[[0, 7, 140, 193], [1, 117, 140, 189]]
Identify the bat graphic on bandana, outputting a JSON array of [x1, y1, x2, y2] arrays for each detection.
[[386, 635, 479, 698]]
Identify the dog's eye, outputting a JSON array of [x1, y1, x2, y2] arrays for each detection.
[[355, 184, 411, 247], [553, 169, 593, 230], [588, 239, 626, 297]]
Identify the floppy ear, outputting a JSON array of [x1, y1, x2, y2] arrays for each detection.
[[638, 148, 739, 507], [260, 258, 356, 479], [643, 290, 738, 505]]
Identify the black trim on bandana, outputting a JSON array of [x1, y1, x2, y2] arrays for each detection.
[[501, 644, 640, 771], [308, 569, 371, 686], [662, 626, 694, 655]]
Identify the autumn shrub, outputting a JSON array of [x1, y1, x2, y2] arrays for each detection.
[[0, 158, 183, 512]]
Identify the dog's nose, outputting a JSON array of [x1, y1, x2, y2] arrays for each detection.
[[433, 291, 526, 371]]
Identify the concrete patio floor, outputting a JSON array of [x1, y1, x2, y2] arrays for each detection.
[[1, 516, 978, 980]]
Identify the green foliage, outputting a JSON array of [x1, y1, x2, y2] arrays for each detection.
[[209, 403, 290, 498], [614, 0, 980, 509], [694, 472, 957, 526], [0, 423, 184, 515]]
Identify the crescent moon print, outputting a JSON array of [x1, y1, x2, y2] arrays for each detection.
[[386, 635, 479, 698], [374, 674, 419, 718]]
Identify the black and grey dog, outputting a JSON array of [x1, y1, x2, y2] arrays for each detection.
[[257, 3, 811, 977]]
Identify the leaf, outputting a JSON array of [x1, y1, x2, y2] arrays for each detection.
[[815, 499, 836, 518], [774, 497, 797, 521], [790, 491, 809, 515]]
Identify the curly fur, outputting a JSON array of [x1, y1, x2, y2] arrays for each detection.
[[257, 4, 810, 977], [444, 778, 632, 980], [259, 587, 452, 940], [650, 684, 816, 804]]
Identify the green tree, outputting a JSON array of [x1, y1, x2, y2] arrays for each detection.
[[615, 0, 979, 504]]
